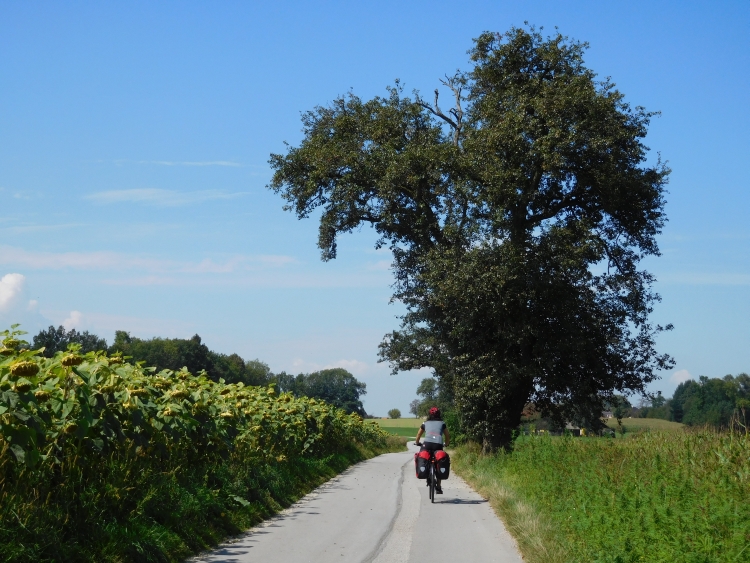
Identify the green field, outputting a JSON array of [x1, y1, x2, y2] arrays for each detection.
[[375, 418, 423, 428], [605, 417, 684, 432], [375, 418, 423, 439]]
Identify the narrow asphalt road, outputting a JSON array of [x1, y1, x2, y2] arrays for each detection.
[[189, 442, 523, 563]]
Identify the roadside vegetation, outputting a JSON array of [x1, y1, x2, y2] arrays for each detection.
[[453, 430, 750, 563], [0, 327, 398, 563]]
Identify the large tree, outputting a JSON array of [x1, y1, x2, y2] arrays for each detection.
[[269, 27, 673, 450]]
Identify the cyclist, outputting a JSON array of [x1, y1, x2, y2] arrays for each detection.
[[414, 406, 450, 494]]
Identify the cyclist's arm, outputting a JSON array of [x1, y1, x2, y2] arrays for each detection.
[[415, 427, 424, 444], [443, 427, 451, 447]]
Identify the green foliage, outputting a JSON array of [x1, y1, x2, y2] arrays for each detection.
[[416, 378, 438, 403], [636, 375, 750, 429], [33, 325, 108, 357], [453, 431, 750, 563], [671, 374, 750, 428], [412, 376, 455, 418], [408, 399, 420, 417], [387, 408, 401, 419], [0, 326, 389, 562], [108, 331, 271, 386], [273, 368, 367, 416], [269, 25, 673, 450]]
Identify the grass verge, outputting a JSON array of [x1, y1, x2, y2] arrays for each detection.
[[452, 430, 749, 563]]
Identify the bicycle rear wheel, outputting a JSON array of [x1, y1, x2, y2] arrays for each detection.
[[429, 463, 435, 503]]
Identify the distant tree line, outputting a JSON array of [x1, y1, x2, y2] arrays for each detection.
[[31, 326, 367, 416], [409, 372, 750, 434], [636, 374, 749, 428]]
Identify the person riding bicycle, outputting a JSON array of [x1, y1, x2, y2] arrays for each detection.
[[415, 406, 450, 494]]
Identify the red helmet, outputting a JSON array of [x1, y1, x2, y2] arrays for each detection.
[[429, 406, 440, 417]]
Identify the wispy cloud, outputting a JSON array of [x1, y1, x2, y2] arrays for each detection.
[[324, 359, 369, 376], [85, 188, 250, 206], [39, 309, 194, 339], [149, 160, 242, 167], [367, 260, 392, 271], [0, 246, 296, 276], [659, 273, 750, 285], [0, 223, 86, 235], [105, 159, 244, 167], [0, 247, 164, 271], [0, 247, 391, 289]]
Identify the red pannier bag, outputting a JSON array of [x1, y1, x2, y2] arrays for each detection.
[[434, 450, 450, 479], [414, 450, 430, 479]]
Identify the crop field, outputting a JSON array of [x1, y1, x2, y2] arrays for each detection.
[[453, 430, 749, 563], [376, 417, 423, 427], [606, 417, 684, 432], [375, 418, 423, 439], [0, 327, 394, 563]]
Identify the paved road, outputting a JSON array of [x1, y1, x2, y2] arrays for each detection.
[[189, 442, 523, 563]]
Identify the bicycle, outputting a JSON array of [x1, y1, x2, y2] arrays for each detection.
[[415, 441, 440, 503]]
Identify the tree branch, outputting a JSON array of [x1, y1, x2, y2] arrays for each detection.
[[416, 73, 465, 146]]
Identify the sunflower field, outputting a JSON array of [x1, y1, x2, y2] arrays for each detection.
[[0, 326, 394, 562]]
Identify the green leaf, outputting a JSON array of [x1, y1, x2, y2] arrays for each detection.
[[9, 444, 25, 463], [231, 495, 251, 507], [62, 399, 75, 419]]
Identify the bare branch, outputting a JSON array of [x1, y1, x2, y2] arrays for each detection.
[[416, 73, 466, 146]]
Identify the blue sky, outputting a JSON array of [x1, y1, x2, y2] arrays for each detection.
[[1, 1, 748, 416]]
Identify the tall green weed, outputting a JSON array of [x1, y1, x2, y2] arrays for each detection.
[[454, 431, 749, 563]]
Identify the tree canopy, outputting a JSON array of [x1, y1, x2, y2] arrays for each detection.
[[108, 331, 272, 386], [274, 368, 367, 416], [269, 26, 673, 449], [670, 374, 750, 427], [32, 325, 108, 358]]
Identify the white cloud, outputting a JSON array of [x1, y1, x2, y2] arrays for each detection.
[[0, 273, 25, 312], [670, 369, 693, 384], [63, 310, 83, 330], [27, 300, 38, 311], [85, 188, 250, 207]]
